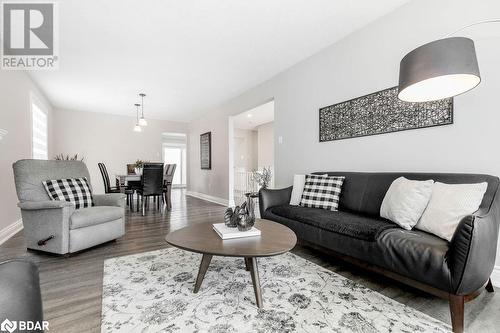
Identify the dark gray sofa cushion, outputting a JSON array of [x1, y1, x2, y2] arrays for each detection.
[[377, 228, 451, 287], [268, 205, 396, 241], [264, 209, 453, 291], [314, 172, 499, 217]]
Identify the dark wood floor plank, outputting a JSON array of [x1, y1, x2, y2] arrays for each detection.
[[1, 189, 498, 332]]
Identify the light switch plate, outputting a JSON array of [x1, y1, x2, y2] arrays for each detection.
[[0, 129, 7, 140]]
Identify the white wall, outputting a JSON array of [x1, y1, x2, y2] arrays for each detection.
[[189, 0, 500, 197], [256, 122, 274, 169], [0, 71, 53, 236], [53, 109, 188, 194], [234, 128, 257, 170], [188, 111, 230, 200], [187, 0, 500, 262]]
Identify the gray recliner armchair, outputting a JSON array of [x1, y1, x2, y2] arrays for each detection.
[[13, 159, 125, 254]]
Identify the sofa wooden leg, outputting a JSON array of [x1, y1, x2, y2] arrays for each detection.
[[485, 278, 494, 292], [449, 294, 464, 333]]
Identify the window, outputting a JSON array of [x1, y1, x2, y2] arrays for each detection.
[[163, 145, 187, 186], [31, 97, 48, 160], [162, 132, 187, 187]]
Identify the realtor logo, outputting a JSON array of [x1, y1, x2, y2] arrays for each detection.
[[0, 318, 49, 332], [0, 319, 16, 333], [1, 1, 59, 69]]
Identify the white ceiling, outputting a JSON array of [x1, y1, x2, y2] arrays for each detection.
[[233, 100, 274, 130], [29, 0, 410, 122]]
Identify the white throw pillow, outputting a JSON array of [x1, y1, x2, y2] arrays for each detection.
[[380, 177, 434, 230], [415, 182, 488, 241], [289, 174, 327, 205]]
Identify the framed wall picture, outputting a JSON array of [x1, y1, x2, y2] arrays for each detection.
[[200, 132, 211, 170], [319, 86, 453, 142]]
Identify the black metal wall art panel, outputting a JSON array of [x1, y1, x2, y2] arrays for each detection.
[[319, 87, 453, 142], [200, 132, 211, 170]]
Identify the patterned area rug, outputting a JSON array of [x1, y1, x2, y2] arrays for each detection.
[[101, 248, 451, 332]]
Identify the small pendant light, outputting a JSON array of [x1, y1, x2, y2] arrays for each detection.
[[133, 103, 142, 132], [138, 93, 148, 126]]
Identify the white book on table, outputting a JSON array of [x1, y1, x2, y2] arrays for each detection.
[[212, 223, 261, 240]]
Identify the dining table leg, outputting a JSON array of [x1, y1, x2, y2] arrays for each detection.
[[142, 196, 147, 216], [166, 184, 172, 211]]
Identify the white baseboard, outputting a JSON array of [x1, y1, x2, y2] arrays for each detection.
[[0, 219, 23, 245], [185, 191, 228, 206], [491, 266, 500, 287]]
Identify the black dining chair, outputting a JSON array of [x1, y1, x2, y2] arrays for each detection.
[[98, 162, 134, 209], [98, 163, 120, 193], [136, 163, 164, 216], [163, 164, 177, 211]]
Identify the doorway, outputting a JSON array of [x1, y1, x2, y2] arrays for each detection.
[[228, 100, 275, 207], [162, 132, 187, 188]]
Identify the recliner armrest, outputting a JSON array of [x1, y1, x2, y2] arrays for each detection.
[[93, 193, 126, 208], [259, 186, 293, 217], [18, 200, 74, 210]]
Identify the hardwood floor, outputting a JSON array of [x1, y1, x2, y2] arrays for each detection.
[[1, 189, 499, 332]]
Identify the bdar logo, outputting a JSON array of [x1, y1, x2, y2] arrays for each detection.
[[0, 319, 17, 333]]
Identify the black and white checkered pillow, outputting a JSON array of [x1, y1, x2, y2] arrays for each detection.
[[299, 174, 345, 211], [42, 177, 93, 209]]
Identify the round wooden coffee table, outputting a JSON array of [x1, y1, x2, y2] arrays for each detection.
[[165, 218, 297, 308]]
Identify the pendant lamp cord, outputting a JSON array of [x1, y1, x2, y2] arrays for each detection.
[[140, 94, 145, 118], [443, 19, 500, 38]]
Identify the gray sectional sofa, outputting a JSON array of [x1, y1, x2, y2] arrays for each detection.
[[259, 171, 500, 333]]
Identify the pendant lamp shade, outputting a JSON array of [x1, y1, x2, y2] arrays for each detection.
[[398, 37, 481, 102]]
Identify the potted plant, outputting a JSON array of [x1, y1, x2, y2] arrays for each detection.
[[54, 153, 84, 161], [134, 160, 144, 175], [251, 167, 272, 190]]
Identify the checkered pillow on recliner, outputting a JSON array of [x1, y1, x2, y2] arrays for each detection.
[[299, 174, 344, 211], [42, 177, 93, 209]]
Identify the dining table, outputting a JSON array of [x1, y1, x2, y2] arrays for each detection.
[[115, 174, 141, 187], [115, 173, 174, 211]]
